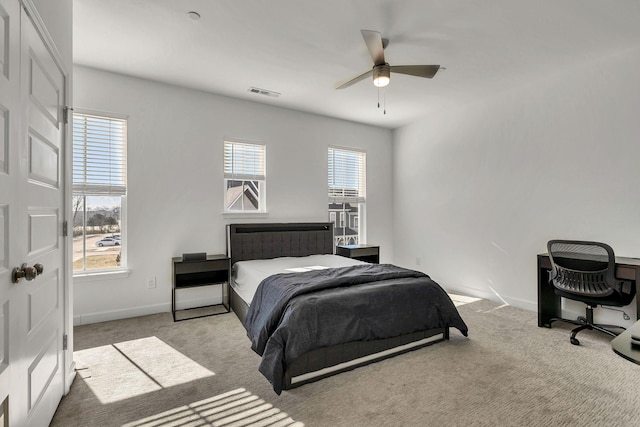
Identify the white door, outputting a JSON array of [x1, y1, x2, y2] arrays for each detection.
[[0, 1, 66, 426], [0, 0, 21, 423]]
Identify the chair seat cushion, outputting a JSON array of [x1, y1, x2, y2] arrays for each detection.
[[554, 282, 634, 307]]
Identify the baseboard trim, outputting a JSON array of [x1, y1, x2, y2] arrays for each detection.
[[65, 361, 76, 394], [502, 295, 537, 312], [445, 285, 495, 301], [74, 303, 170, 325], [445, 285, 537, 313]]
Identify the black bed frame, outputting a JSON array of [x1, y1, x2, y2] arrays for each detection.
[[227, 222, 449, 390]]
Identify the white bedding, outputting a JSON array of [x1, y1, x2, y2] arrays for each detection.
[[231, 254, 366, 305]]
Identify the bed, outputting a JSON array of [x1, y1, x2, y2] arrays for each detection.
[[227, 222, 468, 394]]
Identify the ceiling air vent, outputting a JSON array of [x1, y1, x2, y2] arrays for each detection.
[[248, 87, 281, 98]]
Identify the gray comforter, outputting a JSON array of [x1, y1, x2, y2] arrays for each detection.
[[243, 263, 468, 394]]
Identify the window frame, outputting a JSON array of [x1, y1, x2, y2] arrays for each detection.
[[328, 145, 367, 247], [72, 108, 129, 277], [223, 139, 267, 214]]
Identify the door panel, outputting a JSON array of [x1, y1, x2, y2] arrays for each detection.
[[28, 334, 59, 412], [29, 55, 60, 127], [0, 301, 7, 372], [28, 208, 59, 256], [0, 10, 6, 75], [29, 131, 60, 187], [0, 205, 6, 269], [20, 5, 66, 426], [28, 271, 59, 332], [0, 107, 7, 174], [0, 0, 19, 417]]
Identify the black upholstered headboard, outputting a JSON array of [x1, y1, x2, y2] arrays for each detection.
[[227, 223, 334, 265]]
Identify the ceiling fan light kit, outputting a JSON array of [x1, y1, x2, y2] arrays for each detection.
[[373, 64, 390, 87]]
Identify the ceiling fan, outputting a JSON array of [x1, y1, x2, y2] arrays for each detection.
[[336, 29, 441, 90]]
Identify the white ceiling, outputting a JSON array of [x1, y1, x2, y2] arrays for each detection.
[[73, 0, 640, 129]]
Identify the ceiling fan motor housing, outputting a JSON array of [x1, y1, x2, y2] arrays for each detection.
[[373, 64, 391, 87]]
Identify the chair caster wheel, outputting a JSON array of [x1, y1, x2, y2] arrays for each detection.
[[570, 337, 580, 345]]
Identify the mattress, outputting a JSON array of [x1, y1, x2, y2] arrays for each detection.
[[231, 254, 365, 305]]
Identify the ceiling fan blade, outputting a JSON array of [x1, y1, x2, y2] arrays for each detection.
[[336, 69, 373, 89], [390, 65, 441, 79], [360, 30, 386, 66]]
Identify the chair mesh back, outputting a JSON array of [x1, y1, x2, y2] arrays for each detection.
[[547, 240, 615, 297]]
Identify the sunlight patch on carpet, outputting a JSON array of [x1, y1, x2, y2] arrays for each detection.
[[74, 336, 214, 404], [123, 388, 304, 427], [448, 293, 482, 307]]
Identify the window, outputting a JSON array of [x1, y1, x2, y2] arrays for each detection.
[[328, 146, 366, 247], [224, 140, 266, 212], [72, 110, 127, 273]]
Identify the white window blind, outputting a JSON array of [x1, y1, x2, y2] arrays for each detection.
[[73, 112, 127, 195], [328, 147, 366, 203], [224, 141, 266, 180]]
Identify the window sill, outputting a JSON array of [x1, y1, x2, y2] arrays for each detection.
[[222, 211, 269, 219], [73, 269, 131, 283]]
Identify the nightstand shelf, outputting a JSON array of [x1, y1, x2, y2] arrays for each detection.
[[336, 244, 380, 264], [172, 254, 230, 321]]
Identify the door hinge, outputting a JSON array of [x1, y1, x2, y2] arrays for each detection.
[[63, 106, 73, 124], [63, 334, 68, 350], [63, 220, 68, 237]]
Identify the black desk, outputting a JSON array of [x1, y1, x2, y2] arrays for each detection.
[[537, 253, 640, 327], [611, 321, 640, 364]]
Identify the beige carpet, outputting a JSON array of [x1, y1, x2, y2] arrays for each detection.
[[52, 296, 640, 426]]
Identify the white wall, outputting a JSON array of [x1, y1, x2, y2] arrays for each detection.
[[393, 47, 640, 325], [73, 66, 393, 324]]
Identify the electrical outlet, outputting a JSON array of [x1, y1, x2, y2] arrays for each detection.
[[147, 277, 156, 289]]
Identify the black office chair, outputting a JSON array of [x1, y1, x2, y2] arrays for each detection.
[[547, 240, 636, 345]]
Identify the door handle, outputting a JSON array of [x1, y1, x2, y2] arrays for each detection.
[[12, 263, 44, 283]]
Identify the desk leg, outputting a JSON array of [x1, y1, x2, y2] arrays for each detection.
[[634, 266, 640, 322], [538, 264, 561, 327]]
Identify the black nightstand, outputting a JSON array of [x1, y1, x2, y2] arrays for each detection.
[[172, 254, 230, 321], [336, 244, 380, 264]]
